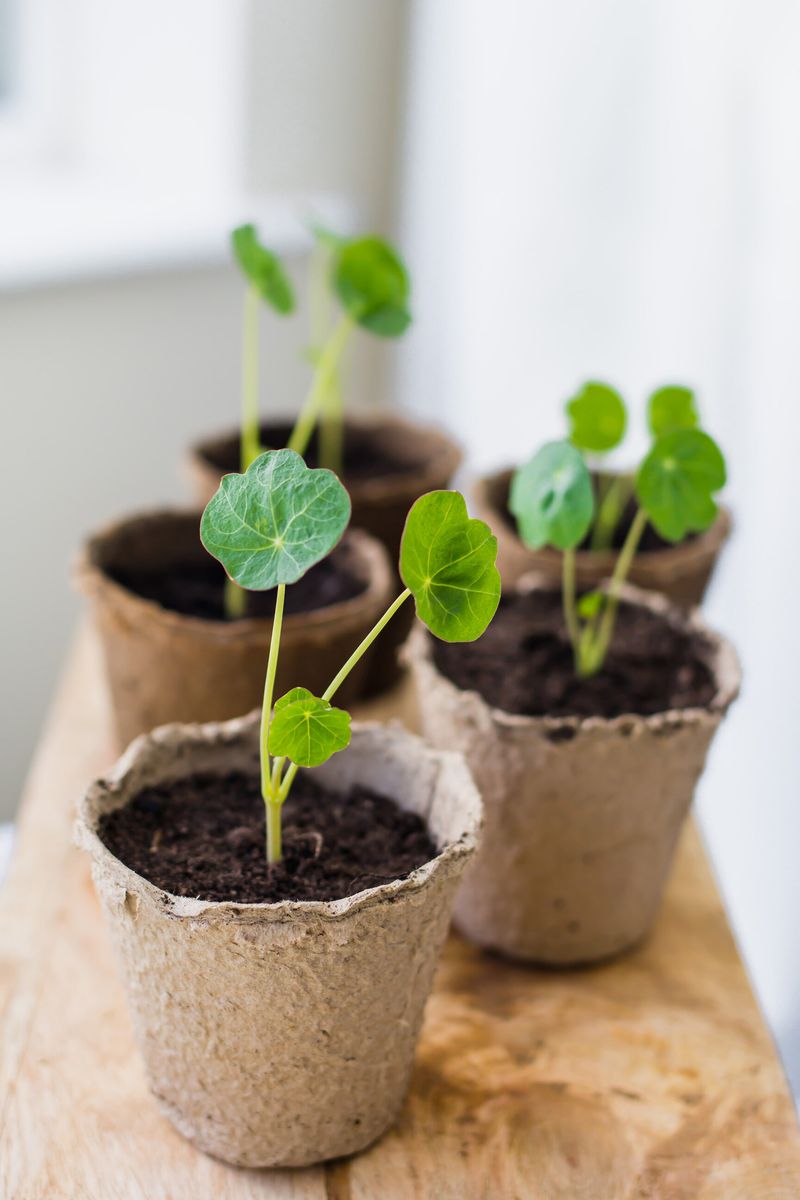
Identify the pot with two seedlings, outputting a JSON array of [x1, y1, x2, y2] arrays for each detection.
[[77, 450, 500, 1167], [474, 381, 731, 605], [409, 416, 740, 964]]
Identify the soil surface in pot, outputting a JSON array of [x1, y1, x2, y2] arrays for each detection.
[[432, 591, 716, 719], [202, 420, 421, 483], [108, 549, 363, 622], [100, 770, 436, 903], [498, 474, 693, 554]]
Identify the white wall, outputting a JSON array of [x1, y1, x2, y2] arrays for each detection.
[[398, 0, 800, 1094]]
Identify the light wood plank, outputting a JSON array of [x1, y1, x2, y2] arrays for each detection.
[[1, 626, 798, 1199]]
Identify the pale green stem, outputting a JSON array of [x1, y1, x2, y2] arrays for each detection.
[[581, 506, 649, 676], [308, 240, 331, 352], [224, 575, 247, 619], [288, 314, 354, 460], [323, 588, 412, 702], [318, 365, 344, 476], [261, 583, 286, 863], [591, 474, 632, 552], [561, 548, 582, 672], [266, 803, 282, 867], [240, 282, 262, 471], [275, 588, 413, 804]]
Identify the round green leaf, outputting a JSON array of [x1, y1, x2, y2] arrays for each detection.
[[647, 385, 699, 437], [400, 491, 500, 643], [200, 449, 351, 589], [566, 381, 627, 453], [635, 429, 726, 542], [509, 441, 594, 551], [268, 687, 351, 768], [231, 224, 295, 314], [333, 236, 412, 337]]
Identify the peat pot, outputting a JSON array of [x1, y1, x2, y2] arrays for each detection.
[[406, 585, 741, 965], [78, 509, 392, 748], [76, 715, 481, 1168], [187, 411, 463, 691], [473, 467, 731, 607]]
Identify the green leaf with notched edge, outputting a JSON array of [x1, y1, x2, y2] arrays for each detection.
[[509, 441, 595, 551], [636, 429, 726, 543], [200, 449, 351, 589], [399, 491, 500, 642], [268, 687, 351, 768], [231, 224, 295, 314], [647, 385, 699, 437], [333, 236, 412, 337], [566, 381, 627, 453]]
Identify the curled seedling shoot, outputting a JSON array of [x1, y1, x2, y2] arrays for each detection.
[[510, 427, 726, 678], [289, 233, 413, 476], [201, 449, 500, 864]]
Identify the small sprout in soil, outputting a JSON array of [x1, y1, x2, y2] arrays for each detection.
[[510, 409, 726, 677], [289, 231, 412, 476], [201, 449, 499, 864], [227, 224, 296, 617]]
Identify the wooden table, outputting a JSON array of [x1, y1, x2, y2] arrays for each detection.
[[1, 628, 798, 1199]]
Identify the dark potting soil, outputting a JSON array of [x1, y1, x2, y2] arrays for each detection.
[[108, 550, 363, 621], [432, 591, 716, 719], [203, 420, 415, 483], [100, 770, 437, 904]]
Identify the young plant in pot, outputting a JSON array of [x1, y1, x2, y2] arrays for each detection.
[[473, 380, 731, 606], [77, 449, 500, 1168], [408, 429, 740, 965], [78, 505, 393, 749], [188, 224, 463, 564]]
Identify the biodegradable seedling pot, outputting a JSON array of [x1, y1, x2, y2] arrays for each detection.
[[187, 411, 463, 690], [406, 585, 740, 965], [78, 510, 393, 748], [473, 467, 731, 607], [76, 714, 482, 1168]]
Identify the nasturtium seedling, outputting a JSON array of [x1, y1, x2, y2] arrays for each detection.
[[509, 441, 594, 551], [201, 452, 500, 864], [636, 429, 726, 542], [567, 381, 627, 454], [511, 382, 727, 678], [400, 491, 501, 642], [647, 385, 699, 437], [200, 449, 351, 588]]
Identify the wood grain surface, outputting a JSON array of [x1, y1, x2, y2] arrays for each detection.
[[1, 626, 798, 1199]]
